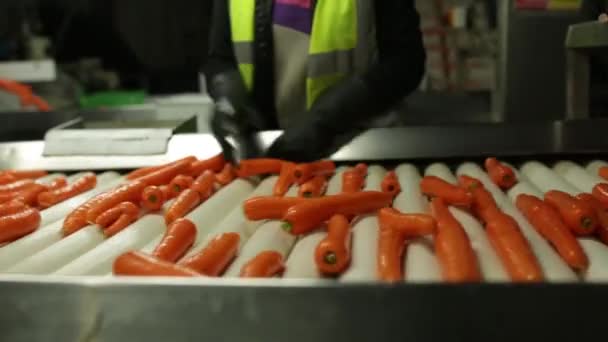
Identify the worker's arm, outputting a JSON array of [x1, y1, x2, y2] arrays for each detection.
[[580, 0, 607, 21], [267, 0, 425, 161]]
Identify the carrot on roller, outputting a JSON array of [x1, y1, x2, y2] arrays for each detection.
[[0, 179, 35, 194], [179, 232, 240, 276], [315, 214, 352, 275], [381, 171, 401, 198], [63, 192, 111, 236], [0, 200, 27, 217], [191, 170, 217, 199], [576, 193, 608, 246], [165, 189, 201, 224], [127, 156, 197, 180], [298, 176, 327, 198], [95, 201, 140, 237], [545, 190, 597, 236], [420, 176, 472, 207], [113, 251, 200, 277], [0, 207, 41, 243], [354, 163, 368, 177], [7, 170, 48, 181], [243, 196, 308, 221], [282, 191, 394, 235], [38, 172, 97, 208], [430, 198, 481, 282], [592, 183, 608, 208], [457, 175, 498, 220], [342, 168, 365, 193], [137, 159, 193, 186], [377, 225, 406, 282], [189, 154, 226, 177], [518, 194, 588, 271], [378, 208, 437, 237], [153, 218, 197, 262], [215, 163, 236, 186], [239, 251, 285, 278], [168, 175, 194, 198], [293, 160, 335, 185], [0, 173, 16, 185], [140, 186, 165, 211], [85, 181, 146, 224], [236, 158, 284, 178], [484, 157, 517, 190], [598, 167, 608, 181], [273, 162, 297, 197]]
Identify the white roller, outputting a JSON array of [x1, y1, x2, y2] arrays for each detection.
[[508, 172, 607, 282], [425, 163, 457, 184], [457, 162, 577, 282], [223, 221, 297, 278], [54, 215, 166, 275], [425, 163, 508, 282], [554, 161, 604, 193], [6, 225, 104, 274], [180, 176, 279, 260], [66, 172, 90, 183], [39, 172, 122, 227], [0, 173, 122, 271], [586, 160, 608, 178], [184, 179, 255, 238], [285, 166, 379, 279], [387, 163, 439, 283], [520, 161, 578, 195], [340, 165, 387, 282]]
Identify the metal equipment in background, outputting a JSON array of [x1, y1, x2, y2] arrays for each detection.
[[565, 21, 608, 119]]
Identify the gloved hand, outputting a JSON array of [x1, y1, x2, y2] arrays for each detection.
[[265, 120, 335, 162]]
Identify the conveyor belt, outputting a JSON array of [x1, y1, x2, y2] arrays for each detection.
[[3, 159, 608, 342], [2, 160, 608, 281]]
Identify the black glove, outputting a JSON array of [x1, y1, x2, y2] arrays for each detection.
[[265, 119, 335, 162]]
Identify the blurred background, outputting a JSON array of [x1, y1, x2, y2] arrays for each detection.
[[0, 0, 598, 141]]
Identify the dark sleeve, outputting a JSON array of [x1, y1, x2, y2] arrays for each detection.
[[580, 0, 603, 20], [306, 0, 425, 132]]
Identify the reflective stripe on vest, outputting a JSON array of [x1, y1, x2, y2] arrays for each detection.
[[230, 0, 374, 109]]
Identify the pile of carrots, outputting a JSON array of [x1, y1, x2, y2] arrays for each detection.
[[0, 170, 97, 244]]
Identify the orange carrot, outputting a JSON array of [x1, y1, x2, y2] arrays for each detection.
[[191, 170, 216, 199], [140, 186, 165, 211], [458, 175, 498, 220], [37, 172, 97, 208], [47, 176, 68, 190], [0, 179, 35, 194], [236, 158, 284, 178], [545, 190, 597, 236], [314, 214, 351, 275], [137, 159, 193, 186], [273, 162, 297, 197], [484, 208, 543, 282], [153, 218, 197, 262], [95, 202, 140, 237], [576, 193, 608, 246], [484, 157, 517, 190], [178, 232, 240, 276], [298, 176, 327, 198], [378, 207, 437, 237], [342, 169, 365, 193], [103, 213, 139, 237], [519, 194, 588, 271], [293, 160, 335, 185], [113, 251, 200, 277], [430, 198, 481, 282], [8, 170, 47, 180], [282, 191, 394, 235], [63, 192, 112, 236], [126, 156, 196, 180], [0, 200, 27, 217], [381, 171, 401, 197], [165, 189, 201, 224], [189, 154, 226, 177], [85, 181, 146, 224], [239, 251, 285, 278], [377, 226, 406, 282], [420, 176, 473, 207], [0, 173, 16, 185], [0, 207, 41, 243], [16, 183, 50, 206], [354, 163, 368, 177], [598, 167, 608, 181], [243, 196, 308, 221], [592, 183, 608, 208], [215, 163, 236, 186], [168, 174, 194, 198]]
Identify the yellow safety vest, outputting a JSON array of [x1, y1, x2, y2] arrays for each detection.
[[229, 0, 375, 109]]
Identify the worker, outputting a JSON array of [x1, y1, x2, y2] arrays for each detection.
[[205, 0, 425, 162], [581, 0, 608, 21]]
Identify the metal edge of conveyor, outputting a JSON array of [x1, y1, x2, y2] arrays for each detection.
[[1, 120, 608, 171]]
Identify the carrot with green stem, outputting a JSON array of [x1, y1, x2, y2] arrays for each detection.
[[576, 193, 608, 245], [168, 175, 194, 198], [484, 157, 517, 190], [140, 186, 165, 211], [545, 190, 597, 236], [315, 214, 352, 275]]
